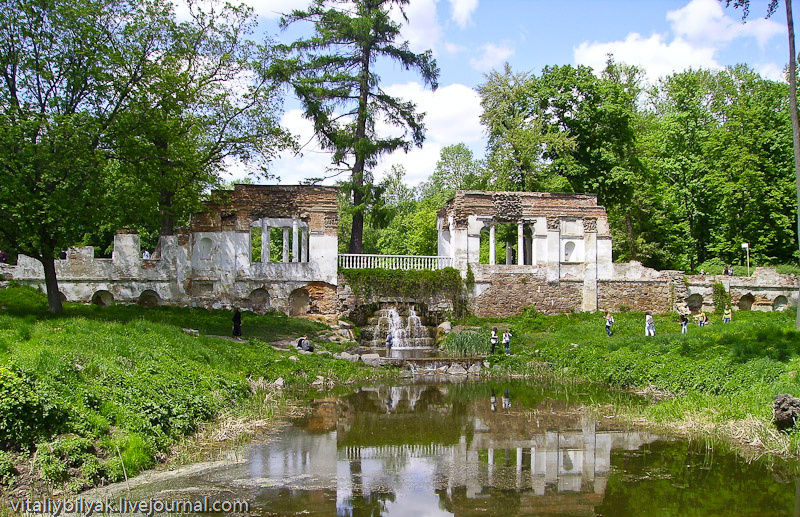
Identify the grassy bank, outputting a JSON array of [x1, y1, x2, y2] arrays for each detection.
[[0, 286, 393, 495], [453, 307, 800, 457]]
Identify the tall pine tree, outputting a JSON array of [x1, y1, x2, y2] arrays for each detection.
[[271, 0, 438, 253]]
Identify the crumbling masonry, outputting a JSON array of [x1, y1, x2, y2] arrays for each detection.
[[2, 186, 798, 318]]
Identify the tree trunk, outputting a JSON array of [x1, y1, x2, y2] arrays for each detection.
[[786, 0, 800, 329], [42, 255, 63, 314], [159, 188, 175, 237], [348, 24, 372, 255]]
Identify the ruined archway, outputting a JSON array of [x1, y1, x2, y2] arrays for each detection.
[[138, 290, 160, 307], [91, 290, 114, 307], [248, 288, 270, 313], [289, 288, 310, 316], [686, 294, 703, 314], [198, 237, 214, 259], [738, 293, 755, 311], [564, 241, 576, 262], [773, 295, 788, 312]]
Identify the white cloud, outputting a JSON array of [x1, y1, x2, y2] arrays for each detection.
[[394, 0, 442, 53], [574, 0, 784, 82], [449, 0, 478, 29], [443, 41, 466, 54], [757, 62, 785, 82], [377, 82, 484, 185], [469, 43, 514, 72], [574, 32, 719, 82]]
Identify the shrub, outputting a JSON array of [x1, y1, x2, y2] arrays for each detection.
[[0, 451, 16, 484], [442, 331, 490, 357], [0, 364, 63, 448], [712, 282, 730, 314]]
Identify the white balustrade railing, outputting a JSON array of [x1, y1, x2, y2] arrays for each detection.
[[338, 254, 453, 270]]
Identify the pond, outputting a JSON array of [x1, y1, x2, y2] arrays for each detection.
[[96, 380, 799, 516]]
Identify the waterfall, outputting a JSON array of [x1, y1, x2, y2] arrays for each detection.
[[365, 303, 435, 350]]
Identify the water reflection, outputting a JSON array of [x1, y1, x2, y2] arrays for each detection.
[[110, 382, 799, 516]]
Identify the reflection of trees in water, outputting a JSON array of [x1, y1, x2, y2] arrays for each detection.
[[598, 440, 799, 516], [436, 486, 521, 516], [339, 490, 396, 517]]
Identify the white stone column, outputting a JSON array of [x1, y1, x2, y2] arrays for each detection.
[[301, 227, 308, 263], [489, 224, 496, 265], [291, 219, 299, 263], [517, 221, 524, 265], [282, 227, 289, 263], [582, 218, 598, 312], [546, 217, 560, 284], [261, 220, 269, 263]]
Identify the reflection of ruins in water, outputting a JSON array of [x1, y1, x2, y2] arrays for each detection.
[[240, 384, 660, 516]]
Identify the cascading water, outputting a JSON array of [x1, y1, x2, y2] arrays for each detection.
[[363, 303, 436, 350]]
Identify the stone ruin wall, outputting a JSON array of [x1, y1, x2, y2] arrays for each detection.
[[3, 185, 798, 320], [6, 185, 341, 320]]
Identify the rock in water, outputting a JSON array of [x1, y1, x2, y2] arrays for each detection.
[[773, 393, 800, 431], [447, 363, 468, 375]]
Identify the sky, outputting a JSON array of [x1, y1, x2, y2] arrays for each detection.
[[219, 0, 791, 187]]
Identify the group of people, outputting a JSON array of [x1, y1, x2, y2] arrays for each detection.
[[604, 306, 734, 338], [490, 327, 513, 355]]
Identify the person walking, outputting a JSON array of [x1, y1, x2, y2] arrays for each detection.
[[680, 313, 689, 335], [697, 311, 708, 327], [385, 330, 393, 349], [232, 307, 242, 338], [723, 306, 732, 324], [645, 313, 655, 337], [502, 329, 512, 355], [490, 327, 499, 354], [604, 310, 614, 337]]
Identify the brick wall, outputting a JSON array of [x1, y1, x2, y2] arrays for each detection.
[[597, 280, 672, 313], [470, 274, 583, 317]]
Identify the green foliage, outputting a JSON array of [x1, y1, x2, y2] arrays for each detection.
[[712, 282, 731, 314], [340, 268, 465, 314], [0, 451, 16, 485], [0, 363, 62, 449], [441, 331, 489, 357], [0, 286, 394, 490]]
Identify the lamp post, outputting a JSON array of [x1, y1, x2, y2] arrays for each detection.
[[741, 242, 750, 276]]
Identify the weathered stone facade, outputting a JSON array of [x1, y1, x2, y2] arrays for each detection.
[[5, 185, 799, 319], [440, 190, 799, 317], [8, 185, 340, 317]]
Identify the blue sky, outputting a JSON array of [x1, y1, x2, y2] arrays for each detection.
[[222, 0, 790, 186]]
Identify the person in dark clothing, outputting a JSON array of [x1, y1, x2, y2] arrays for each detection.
[[232, 308, 242, 337]]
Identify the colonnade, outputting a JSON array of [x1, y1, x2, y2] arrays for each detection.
[[259, 218, 309, 263]]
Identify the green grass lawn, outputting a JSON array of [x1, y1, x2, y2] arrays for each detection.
[[453, 307, 800, 457], [0, 286, 389, 494]]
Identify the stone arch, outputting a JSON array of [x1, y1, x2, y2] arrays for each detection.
[[91, 290, 114, 307], [738, 293, 755, 311], [564, 241, 576, 262], [198, 237, 214, 259], [686, 293, 703, 314], [289, 288, 310, 316], [773, 295, 789, 311], [248, 288, 270, 312], [138, 290, 160, 307]]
